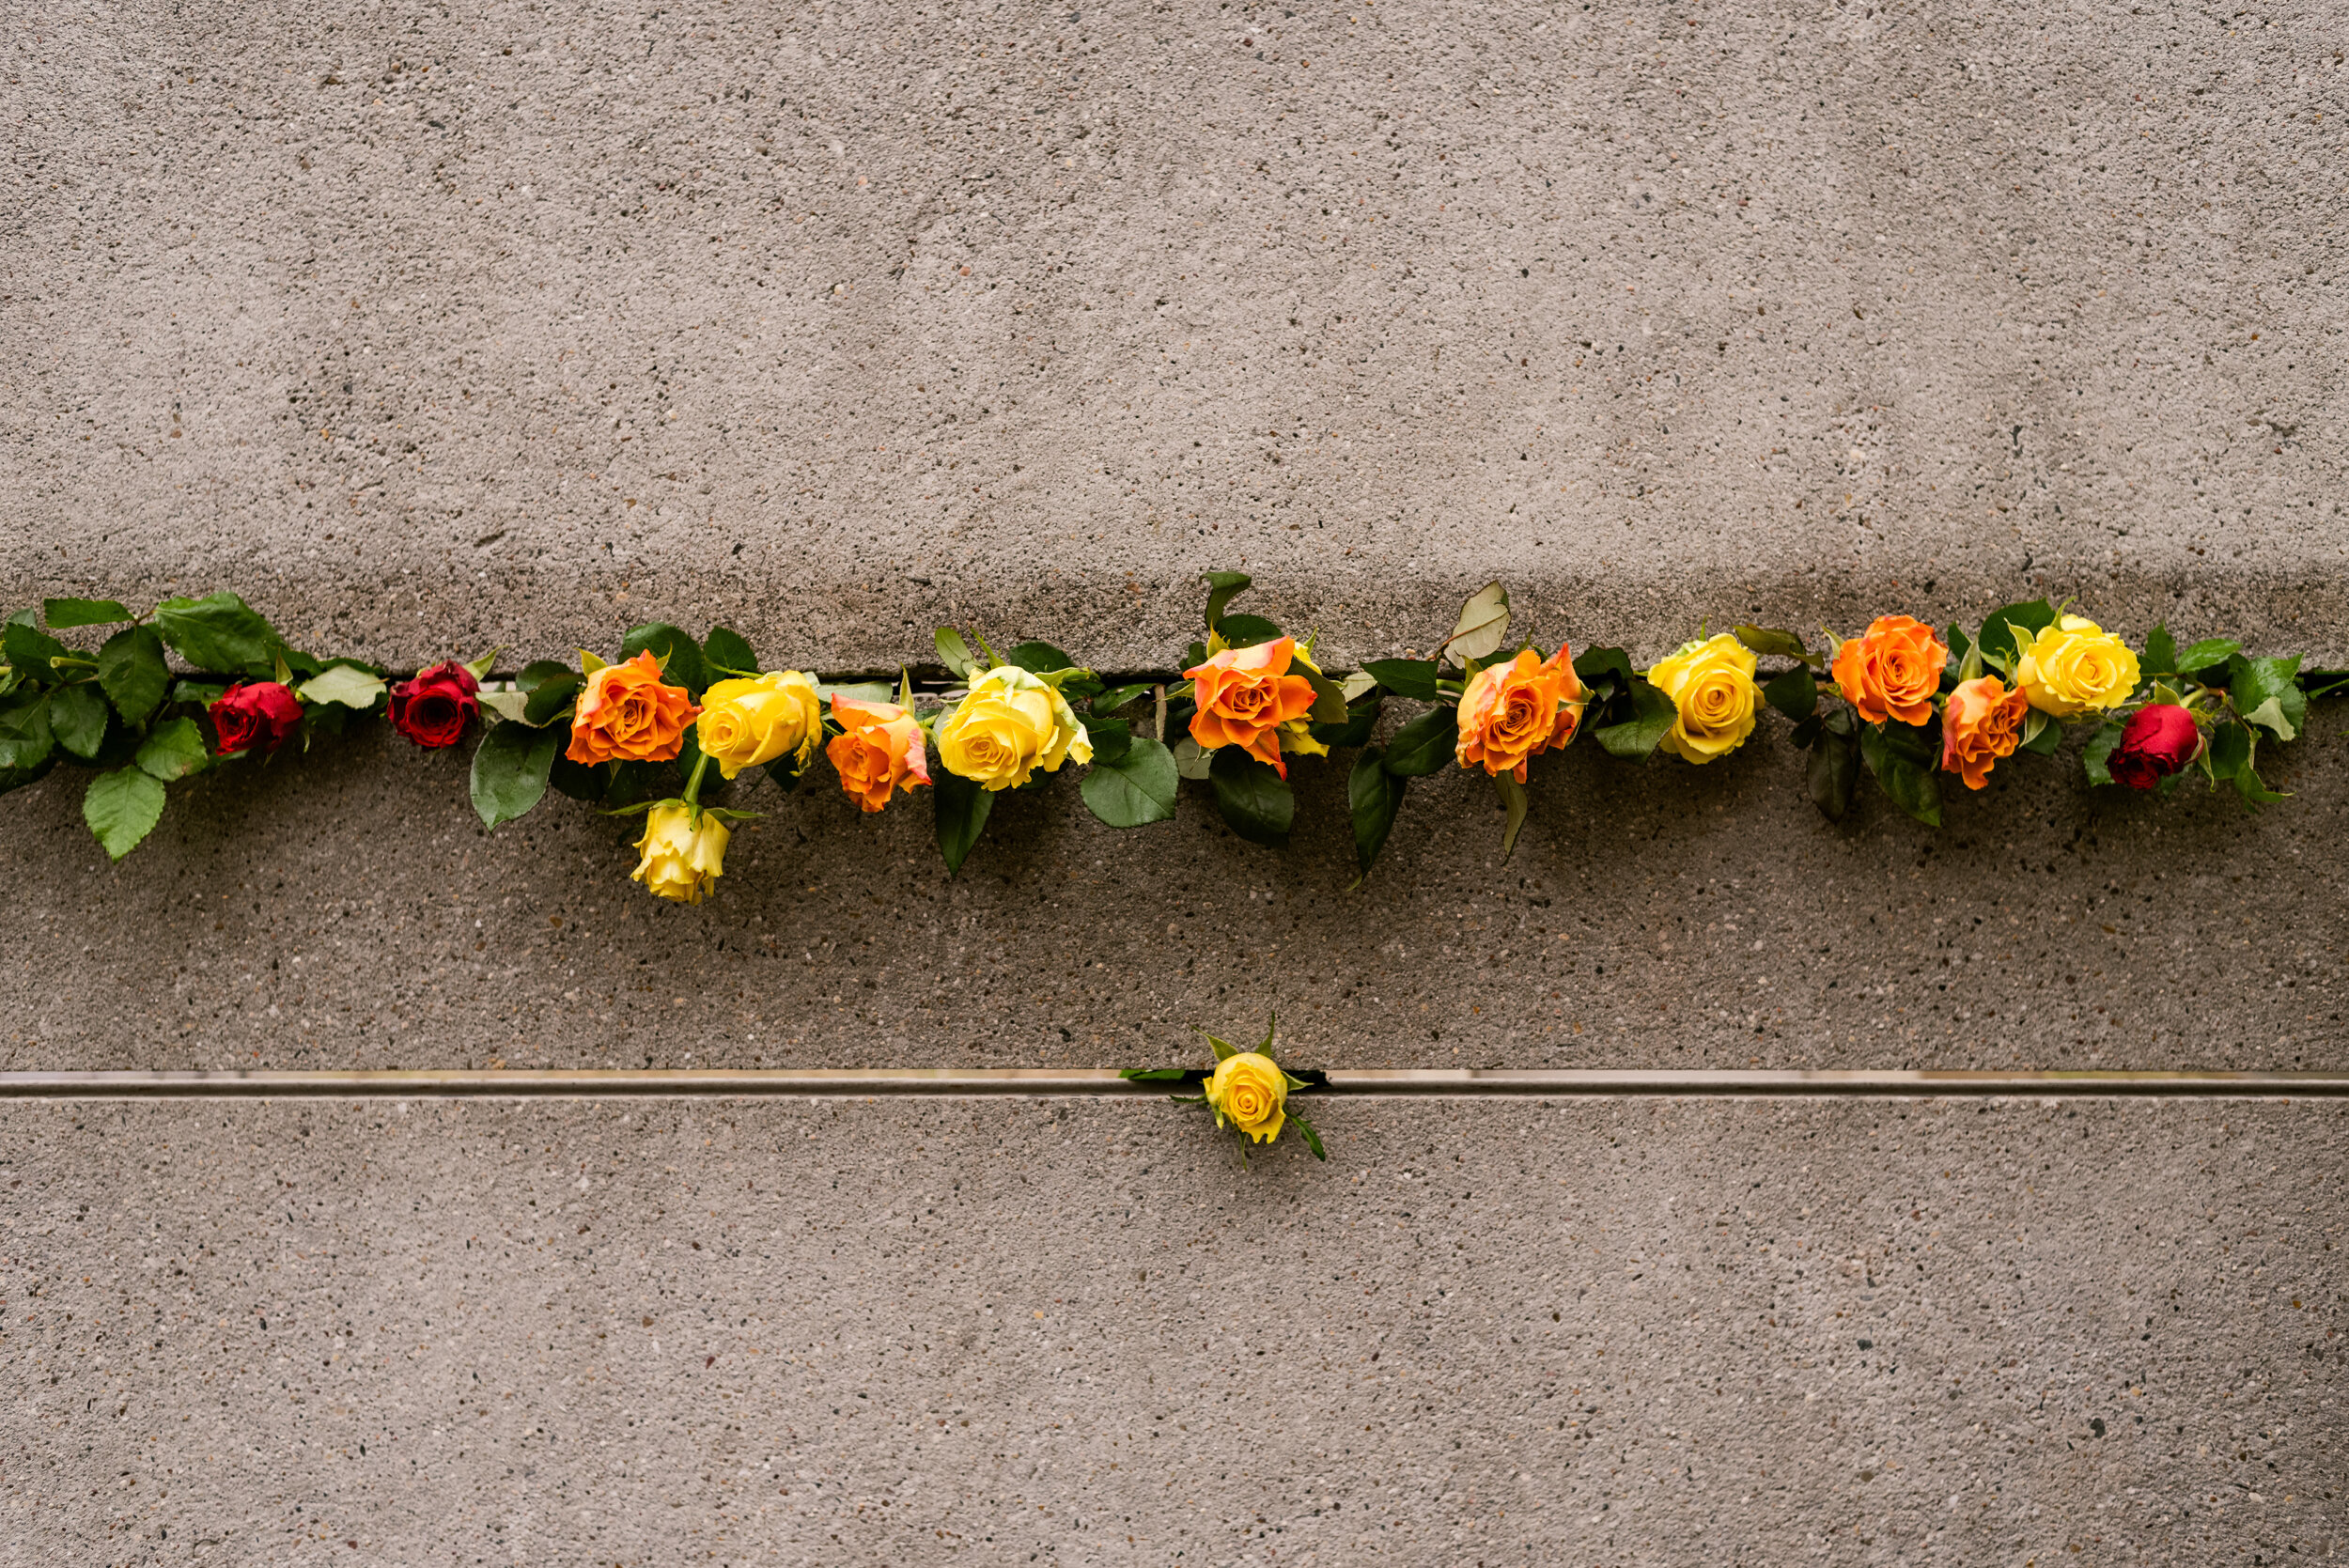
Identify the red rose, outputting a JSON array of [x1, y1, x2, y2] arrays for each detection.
[[210, 681, 304, 756], [2109, 704, 2202, 790], [390, 660, 481, 749]]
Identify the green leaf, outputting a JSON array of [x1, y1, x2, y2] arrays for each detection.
[[2234, 764, 2288, 806], [2205, 720, 2250, 784], [1734, 625, 1813, 664], [1363, 659, 1441, 701], [1494, 771, 1529, 859], [517, 659, 574, 691], [134, 716, 211, 782], [1173, 737, 1212, 780], [298, 663, 386, 710], [1571, 645, 1636, 698], [1204, 1032, 1241, 1063], [1808, 707, 1859, 821], [1086, 718, 1133, 767], [1762, 665, 1817, 722], [1289, 1109, 1329, 1161], [1948, 623, 1977, 682], [2228, 654, 2304, 741], [1004, 640, 1076, 675], [549, 754, 606, 802], [96, 626, 168, 725], [2141, 623, 2178, 677], [933, 628, 976, 679], [153, 591, 282, 675], [619, 623, 710, 695], [1208, 746, 1293, 845], [469, 722, 562, 830], [0, 689, 54, 770], [1092, 683, 1152, 717], [1444, 582, 1512, 665], [1215, 613, 1284, 648], [1594, 678, 1675, 760], [934, 769, 994, 875], [1347, 747, 1406, 881], [1201, 570, 1253, 632], [523, 672, 582, 726], [1119, 1067, 1194, 1083], [1971, 598, 2056, 674], [2177, 638, 2240, 676], [703, 626, 758, 677], [170, 679, 227, 707], [3, 613, 71, 683], [1301, 664, 1349, 725], [1381, 703, 1458, 777], [1081, 736, 1178, 829], [1312, 691, 1382, 749], [84, 767, 166, 860], [1859, 721, 1941, 827], [44, 598, 134, 629], [0, 751, 56, 799], [48, 682, 109, 759], [2017, 709, 2063, 755], [2081, 721, 2125, 786]]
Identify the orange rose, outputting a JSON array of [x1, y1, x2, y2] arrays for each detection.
[[1185, 635, 1318, 777], [566, 651, 700, 765], [826, 693, 931, 813], [1939, 675, 2030, 790], [1455, 646, 1585, 781], [1830, 614, 1949, 726]]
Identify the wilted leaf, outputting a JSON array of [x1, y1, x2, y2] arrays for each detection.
[[298, 663, 386, 710], [1442, 582, 1510, 664]]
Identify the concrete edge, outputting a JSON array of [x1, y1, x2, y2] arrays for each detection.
[[6, 1068, 2347, 1098]]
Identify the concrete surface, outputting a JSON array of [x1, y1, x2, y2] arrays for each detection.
[[3, 1094, 2342, 1566], [6, 711, 2347, 1074], [3, 0, 2346, 670]]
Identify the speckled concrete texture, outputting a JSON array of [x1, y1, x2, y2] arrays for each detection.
[[3, 0, 2345, 668], [2, 1096, 2342, 1565], [6, 714, 2347, 1073]]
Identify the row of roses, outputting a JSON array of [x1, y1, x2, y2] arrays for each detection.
[[1, 581, 2336, 902]]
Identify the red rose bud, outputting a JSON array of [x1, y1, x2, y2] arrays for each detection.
[[210, 681, 304, 756], [390, 660, 482, 750], [2109, 703, 2202, 790]]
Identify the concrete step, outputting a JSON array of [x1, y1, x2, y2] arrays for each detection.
[[3, 1094, 2341, 1563]]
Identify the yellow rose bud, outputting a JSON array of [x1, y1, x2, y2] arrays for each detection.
[[934, 665, 1092, 792], [630, 802, 728, 905], [2014, 614, 2140, 718], [695, 670, 824, 780], [1647, 633, 1760, 765], [1205, 1051, 1288, 1145]]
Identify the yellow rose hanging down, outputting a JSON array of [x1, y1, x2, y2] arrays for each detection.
[[695, 670, 825, 778], [934, 664, 1092, 790], [1647, 632, 1762, 764], [631, 802, 730, 905], [2015, 615, 2141, 717]]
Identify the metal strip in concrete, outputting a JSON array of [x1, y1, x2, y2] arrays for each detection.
[[4, 1067, 2346, 1098]]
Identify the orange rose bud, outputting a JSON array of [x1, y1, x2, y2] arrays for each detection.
[[826, 693, 931, 813], [566, 651, 700, 765], [1184, 635, 1318, 778], [1455, 646, 1586, 782], [1830, 614, 1949, 727], [1939, 675, 2030, 790]]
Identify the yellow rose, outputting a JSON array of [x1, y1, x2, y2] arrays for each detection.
[[2014, 614, 2140, 717], [630, 802, 728, 905], [934, 665, 1092, 791], [695, 670, 824, 779], [1646, 633, 1760, 764], [1205, 1051, 1288, 1144]]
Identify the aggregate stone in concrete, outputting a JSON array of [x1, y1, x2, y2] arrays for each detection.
[[3, 1, 2346, 669], [5, 714, 2346, 1074], [1, 1095, 2341, 1565]]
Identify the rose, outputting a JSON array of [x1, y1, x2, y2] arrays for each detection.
[[630, 802, 729, 904], [826, 693, 932, 812], [1205, 1051, 1288, 1145], [2110, 704, 2203, 790], [388, 660, 480, 750], [1647, 633, 1761, 765], [566, 651, 700, 765], [934, 665, 1091, 791], [1939, 675, 2030, 790], [1185, 636, 1318, 777], [2015, 615, 2140, 717], [697, 670, 823, 779], [1831, 615, 1948, 727], [1455, 646, 1586, 780], [209, 681, 303, 755]]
